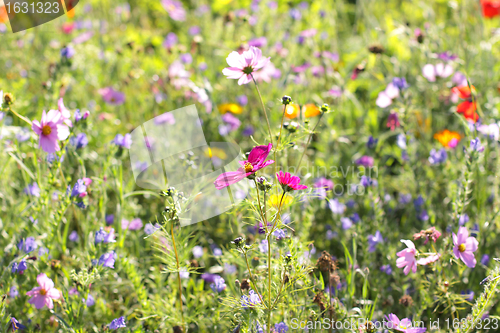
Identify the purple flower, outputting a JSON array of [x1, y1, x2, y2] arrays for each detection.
[[428, 148, 447, 165], [356, 156, 374, 167], [273, 229, 286, 240], [438, 51, 458, 62], [275, 322, 289, 333], [113, 133, 132, 149], [368, 231, 383, 252], [367, 136, 378, 149], [109, 316, 126, 329], [10, 286, 19, 298], [289, 8, 301, 20], [74, 109, 89, 123], [69, 231, 79, 242], [180, 53, 193, 64], [210, 276, 227, 293], [341, 217, 353, 230], [328, 199, 346, 215], [71, 179, 88, 198], [219, 113, 241, 135], [192, 246, 203, 258], [380, 264, 392, 275], [98, 87, 125, 105], [241, 289, 261, 308], [418, 210, 429, 221], [481, 254, 490, 266], [24, 183, 40, 197], [392, 77, 409, 90], [453, 227, 478, 268], [17, 259, 28, 274], [99, 251, 117, 268], [248, 37, 267, 47], [18, 237, 37, 253], [10, 318, 26, 331], [122, 218, 143, 231], [85, 294, 95, 307], [413, 195, 425, 208], [259, 239, 268, 253], [470, 138, 485, 152], [60, 46, 75, 59], [237, 95, 248, 106], [314, 177, 334, 191], [201, 273, 219, 283], [105, 214, 115, 225], [163, 32, 178, 49], [144, 223, 160, 235], [70, 133, 88, 149], [188, 26, 200, 35], [161, 0, 186, 21], [459, 213, 469, 226]]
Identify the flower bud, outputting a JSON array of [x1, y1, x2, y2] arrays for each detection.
[[282, 95, 292, 105], [3, 93, 14, 106]]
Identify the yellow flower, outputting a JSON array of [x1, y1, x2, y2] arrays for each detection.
[[204, 147, 227, 159], [218, 103, 243, 114], [268, 194, 292, 208], [284, 104, 300, 119], [434, 129, 461, 148], [302, 104, 321, 118]]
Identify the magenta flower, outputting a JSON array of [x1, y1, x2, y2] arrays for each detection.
[[214, 143, 274, 189], [98, 87, 125, 105], [386, 112, 400, 131], [32, 110, 70, 153], [396, 240, 417, 275], [57, 98, 73, 127], [26, 273, 61, 309], [385, 314, 427, 333], [222, 46, 270, 85], [355, 155, 374, 167], [453, 227, 479, 268], [276, 171, 307, 192]]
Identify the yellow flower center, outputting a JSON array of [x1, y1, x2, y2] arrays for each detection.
[[42, 125, 52, 136], [458, 244, 466, 252], [244, 162, 254, 173], [40, 289, 47, 296]]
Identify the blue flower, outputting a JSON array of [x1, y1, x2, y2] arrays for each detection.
[[70, 133, 88, 149], [10, 317, 26, 331], [399, 193, 412, 205], [109, 316, 126, 329], [60, 46, 75, 59], [95, 227, 107, 244], [241, 289, 261, 308], [458, 213, 469, 226], [113, 134, 132, 149], [392, 77, 409, 90], [85, 294, 95, 307], [144, 223, 160, 235], [481, 254, 490, 266], [18, 237, 37, 253], [10, 286, 18, 298], [69, 231, 79, 242], [367, 231, 384, 252], [273, 229, 286, 240], [105, 214, 115, 225], [71, 179, 87, 198], [341, 217, 353, 230], [99, 251, 117, 268], [428, 148, 447, 165], [470, 138, 485, 152], [366, 136, 378, 149], [380, 264, 392, 275]]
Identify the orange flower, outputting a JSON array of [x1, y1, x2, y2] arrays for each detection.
[[302, 104, 321, 118], [434, 129, 461, 148], [284, 104, 300, 119], [0, 6, 8, 24]]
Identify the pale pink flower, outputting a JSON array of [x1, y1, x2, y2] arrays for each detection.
[[122, 218, 143, 231], [453, 227, 478, 268], [32, 110, 70, 153], [417, 253, 441, 266], [376, 83, 400, 108], [422, 63, 453, 82], [385, 313, 427, 333], [396, 240, 417, 275], [222, 46, 270, 85], [26, 273, 61, 309], [161, 0, 186, 21], [57, 98, 73, 127]]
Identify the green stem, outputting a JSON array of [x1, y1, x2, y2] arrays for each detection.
[[171, 222, 185, 330], [243, 252, 266, 307], [296, 113, 324, 172]]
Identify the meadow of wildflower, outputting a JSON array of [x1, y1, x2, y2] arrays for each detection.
[[2, 0, 500, 332]]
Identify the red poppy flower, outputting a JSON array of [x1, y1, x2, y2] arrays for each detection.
[[452, 85, 479, 123], [481, 0, 500, 18]]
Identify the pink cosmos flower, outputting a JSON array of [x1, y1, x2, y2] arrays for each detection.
[[98, 87, 125, 105], [32, 110, 70, 153], [453, 227, 478, 268], [396, 240, 417, 275], [214, 143, 274, 189], [422, 63, 453, 82], [376, 83, 400, 108], [26, 273, 61, 309], [385, 314, 427, 333], [417, 253, 441, 266], [57, 98, 73, 127], [276, 171, 308, 192], [222, 46, 270, 85]]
